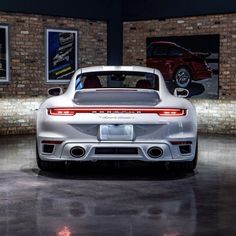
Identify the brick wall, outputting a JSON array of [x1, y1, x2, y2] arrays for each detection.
[[0, 11, 107, 97], [192, 99, 236, 134], [123, 14, 236, 135], [1, 97, 235, 135], [0, 11, 107, 135], [0, 97, 43, 135]]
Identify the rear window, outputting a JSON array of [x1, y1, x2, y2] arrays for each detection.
[[147, 44, 169, 58], [75, 71, 159, 90]]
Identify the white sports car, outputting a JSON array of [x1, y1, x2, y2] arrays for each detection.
[[36, 66, 198, 171]]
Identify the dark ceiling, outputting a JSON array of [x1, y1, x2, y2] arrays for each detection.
[[1, 0, 236, 21], [123, 0, 236, 21], [0, 0, 111, 20]]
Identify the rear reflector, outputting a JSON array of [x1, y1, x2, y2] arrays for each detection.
[[48, 108, 187, 117], [171, 141, 192, 145], [41, 140, 63, 144]]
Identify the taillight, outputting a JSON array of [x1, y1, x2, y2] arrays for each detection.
[[157, 109, 186, 116], [48, 108, 187, 117], [48, 108, 76, 116]]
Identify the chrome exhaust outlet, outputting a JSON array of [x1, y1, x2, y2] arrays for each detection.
[[70, 146, 85, 158], [147, 147, 163, 158]]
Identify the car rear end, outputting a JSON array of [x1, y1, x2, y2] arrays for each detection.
[[36, 66, 197, 171], [37, 95, 197, 163]]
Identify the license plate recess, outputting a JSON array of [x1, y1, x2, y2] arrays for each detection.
[[99, 125, 134, 141]]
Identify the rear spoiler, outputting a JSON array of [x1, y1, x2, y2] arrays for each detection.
[[192, 52, 211, 59]]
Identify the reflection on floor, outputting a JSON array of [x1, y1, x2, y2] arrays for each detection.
[[0, 134, 236, 235]]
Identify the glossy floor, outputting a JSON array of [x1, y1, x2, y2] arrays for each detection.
[[0, 134, 236, 236]]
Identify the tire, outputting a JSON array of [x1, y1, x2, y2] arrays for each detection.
[[174, 67, 191, 88], [171, 139, 198, 172], [36, 141, 65, 172]]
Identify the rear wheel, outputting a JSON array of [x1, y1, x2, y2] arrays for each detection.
[[174, 67, 191, 88], [36, 141, 65, 171], [170, 140, 198, 171]]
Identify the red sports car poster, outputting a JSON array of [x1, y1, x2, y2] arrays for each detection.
[[147, 35, 219, 98]]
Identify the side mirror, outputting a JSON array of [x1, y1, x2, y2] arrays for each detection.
[[47, 87, 63, 96], [174, 88, 189, 98]]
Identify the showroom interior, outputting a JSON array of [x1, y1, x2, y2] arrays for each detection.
[[0, 0, 236, 235]]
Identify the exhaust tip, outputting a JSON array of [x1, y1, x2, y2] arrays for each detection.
[[147, 147, 163, 158], [70, 146, 85, 158]]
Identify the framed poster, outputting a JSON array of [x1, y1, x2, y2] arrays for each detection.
[[147, 35, 219, 99], [46, 29, 78, 83], [0, 25, 10, 83]]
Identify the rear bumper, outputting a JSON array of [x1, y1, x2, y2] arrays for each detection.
[[37, 139, 197, 163], [37, 101, 197, 163]]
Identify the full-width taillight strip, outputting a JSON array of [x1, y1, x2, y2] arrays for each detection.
[[48, 107, 187, 117]]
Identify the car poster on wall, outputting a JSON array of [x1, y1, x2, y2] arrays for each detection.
[[0, 25, 9, 83], [147, 35, 219, 99], [46, 29, 78, 83]]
